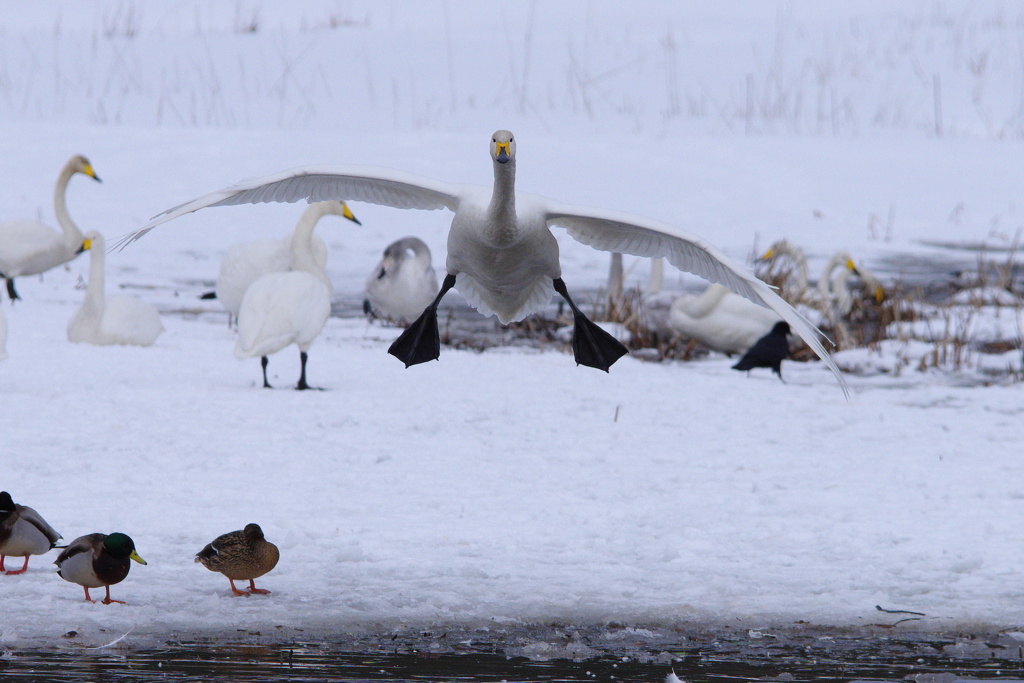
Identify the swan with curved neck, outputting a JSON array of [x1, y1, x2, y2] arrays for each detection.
[[0, 155, 101, 300], [233, 206, 333, 390], [668, 283, 782, 355], [67, 231, 163, 346], [215, 200, 359, 325], [756, 239, 810, 303], [364, 236, 438, 323], [123, 129, 847, 393]]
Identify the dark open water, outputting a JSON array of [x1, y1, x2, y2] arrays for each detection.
[[5, 626, 1024, 682]]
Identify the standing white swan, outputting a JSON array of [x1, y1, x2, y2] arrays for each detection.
[[363, 236, 438, 324], [667, 284, 782, 355], [233, 210, 332, 390], [121, 130, 846, 392], [0, 155, 101, 301], [215, 200, 359, 324], [67, 231, 164, 346]]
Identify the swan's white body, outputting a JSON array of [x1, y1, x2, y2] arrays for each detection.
[[0, 306, 7, 361], [67, 231, 163, 346], [364, 236, 438, 323], [0, 156, 99, 286], [233, 218, 332, 364], [215, 201, 355, 319], [667, 284, 782, 355], [124, 130, 846, 392]]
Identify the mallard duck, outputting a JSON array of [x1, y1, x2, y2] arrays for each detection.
[[195, 523, 279, 596], [0, 491, 62, 575], [55, 532, 146, 604]]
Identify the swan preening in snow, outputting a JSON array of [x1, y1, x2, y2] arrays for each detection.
[[122, 130, 846, 392], [667, 284, 782, 356], [233, 205, 333, 390], [363, 236, 438, 323], [215, 200, 359, 324], [67, 231, 164, 347], [0, 155, 101, 301]]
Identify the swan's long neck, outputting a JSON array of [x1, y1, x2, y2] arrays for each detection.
[[82, 243, 106, 320], [291, 203, 327, 245], [53, 164, 84, 248], [818, 252, 852, 299], [291, 223, 333, 296], [487, 158, 518, 246], [688, 283, 730, 317]]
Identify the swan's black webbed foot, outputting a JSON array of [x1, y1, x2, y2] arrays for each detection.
[[388, 273, 456, 367], [4, 277, 19, 301], [553, 278, 628, 372]]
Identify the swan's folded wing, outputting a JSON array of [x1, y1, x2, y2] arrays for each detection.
[[545, 202, 848, 395], [117, 165, 462, 248]]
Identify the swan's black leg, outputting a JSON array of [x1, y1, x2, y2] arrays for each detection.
[[261, 356, 272, 388], [4, 277, 19, 301], [388, 273, 456, 367], [296, 351, 313, 390], [553, 278, 628, 372]]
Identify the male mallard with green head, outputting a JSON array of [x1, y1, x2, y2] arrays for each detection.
[[0, 491, 62, 575], [55, 532, 146, 604], [195, 523, 279, 596]]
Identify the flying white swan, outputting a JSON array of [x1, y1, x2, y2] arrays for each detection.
[[667, 284, 782, 355], [120, 130, 846, 392], [0, 155, 101, 301], [67, 231, 164, 346], [233, 211, 332, 390], [363, 236, 438, 324], [215, 200, 359, 325]]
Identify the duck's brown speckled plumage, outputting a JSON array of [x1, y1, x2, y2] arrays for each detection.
[[195, 523, 279, 595]]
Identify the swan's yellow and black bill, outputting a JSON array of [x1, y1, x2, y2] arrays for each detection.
[[129, 550, 147, 565], [76, 239, 93, 254], [83, 163, 102, 183], [495, 141, 511, 163], [341, 202, 361, 225]]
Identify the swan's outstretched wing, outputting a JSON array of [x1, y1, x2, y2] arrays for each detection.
[[116, 165, 462, 248], [545, 201, 848, 394]]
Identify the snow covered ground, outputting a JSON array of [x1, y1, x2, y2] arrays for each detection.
[[1, 0, 1023, 648]]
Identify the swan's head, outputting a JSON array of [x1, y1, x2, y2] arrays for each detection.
[[76, 230, 105, 254], [69, 155, 102, 183], [490, 130, 515, 165], [318, 200, 361, 225]]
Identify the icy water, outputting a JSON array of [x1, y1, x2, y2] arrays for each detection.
[[6, 627, 1024, 682]]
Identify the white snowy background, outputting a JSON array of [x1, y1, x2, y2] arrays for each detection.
[[0, 0, 1023, 647]]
